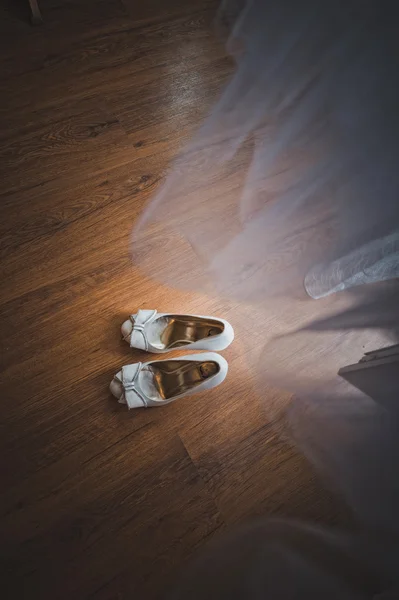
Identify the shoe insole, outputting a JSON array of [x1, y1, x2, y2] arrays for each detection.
[[158, 316, 224, 350], [149, 360, 219, 400]]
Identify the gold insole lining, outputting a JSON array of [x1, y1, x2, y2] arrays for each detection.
[[160, 316, 224, 349], [149, 360, 219, 400]]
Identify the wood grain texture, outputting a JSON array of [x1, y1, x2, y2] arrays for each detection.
[[0, 1, 351, 598]]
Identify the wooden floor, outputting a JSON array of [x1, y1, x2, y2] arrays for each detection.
[[0, 1, 350, 598]]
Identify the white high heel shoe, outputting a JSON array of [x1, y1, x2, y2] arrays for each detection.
[[121, 309, 234, 353], [110, 352, 228, 409]]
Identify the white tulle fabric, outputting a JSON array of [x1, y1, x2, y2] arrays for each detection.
[[131, 0, 399, 596]]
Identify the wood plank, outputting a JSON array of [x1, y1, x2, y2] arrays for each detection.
[[2, 426, 224, 600]]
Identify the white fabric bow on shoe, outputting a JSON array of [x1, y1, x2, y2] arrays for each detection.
[[114, 363, 149, 408], [121, 309, 234, 353], [124, 309, 157, 352]]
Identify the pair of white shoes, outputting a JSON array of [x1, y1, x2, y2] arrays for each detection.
[[110, 310, 234, 410]]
